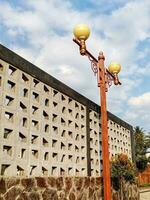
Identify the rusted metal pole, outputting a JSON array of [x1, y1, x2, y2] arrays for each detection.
[[98, 52, 111, 200]]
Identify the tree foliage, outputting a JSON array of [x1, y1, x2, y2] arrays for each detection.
[[111, 154, 137, 190], [136, 155, 148, 172], [148, 156, 150, 163], [134, 126, 150, 172]]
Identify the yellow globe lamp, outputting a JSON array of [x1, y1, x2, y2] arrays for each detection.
[[73, 24, 90, 41], [108, 62, 121, 74]]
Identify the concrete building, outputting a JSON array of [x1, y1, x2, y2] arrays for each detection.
[[0, 44, 134, 177]]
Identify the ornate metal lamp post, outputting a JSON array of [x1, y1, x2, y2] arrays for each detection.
[[73, 24, 121, 200]]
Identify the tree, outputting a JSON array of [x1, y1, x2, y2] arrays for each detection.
[[111, 154, 137, 191], [148, 156, 150, 163], [136, 155, 148, 172], [134, 126, 150, 172], [145, 135, 150, 150]]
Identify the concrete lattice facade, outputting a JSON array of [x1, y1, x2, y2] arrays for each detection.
[[0, 44, 133, 177]]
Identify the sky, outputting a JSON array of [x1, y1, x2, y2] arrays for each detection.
[[0, 0, 150, 133]]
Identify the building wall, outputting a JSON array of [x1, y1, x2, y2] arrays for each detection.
[[0, 44, 133, 177], [108, 120, 132, 157]]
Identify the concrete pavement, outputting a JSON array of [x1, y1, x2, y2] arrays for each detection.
[[139, 187, 150, 200]]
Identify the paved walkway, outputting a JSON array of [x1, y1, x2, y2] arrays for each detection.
[[139, 188, 150, 200]]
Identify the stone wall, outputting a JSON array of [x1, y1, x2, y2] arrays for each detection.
[[0, 177, 139, 200], [112, 181, 139, 200]]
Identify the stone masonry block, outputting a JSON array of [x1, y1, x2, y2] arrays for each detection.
[[95, 177, 102, 186], [28, 192, 41, 200], [0, 178, 6, 194], [17, 192, 30, 200], [88, 187, 94, 199], [69, 192, 76, 200], [90, 177, 95, 188], [42, 188, 58, 200], [6, 177, 20, 189], [56, 177, 64, 191], [65, 177, 72, 193], [74, 177, 83, 191], [83, 177, 90, 189], [36, 177, 48, 188], [0, 196, 4, 200], [47, 177, 56, 188], [4, 186, 22, 200], [21, 178, 36, 192]]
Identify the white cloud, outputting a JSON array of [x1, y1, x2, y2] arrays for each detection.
[[0, 0, 150, 131], [128, 92, 150, 107], [123, 92, 150, 132]]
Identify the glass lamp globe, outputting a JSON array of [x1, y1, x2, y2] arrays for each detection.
[[108, 62, 121, 74], [73, 24, 90, 41]]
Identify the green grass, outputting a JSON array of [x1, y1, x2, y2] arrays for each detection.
[[140, 183, 150, 187]]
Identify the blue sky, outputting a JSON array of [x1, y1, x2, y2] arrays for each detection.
[[0, 0, 150, 133]]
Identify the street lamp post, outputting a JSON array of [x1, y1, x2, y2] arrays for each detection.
[[73, 24, 121, 200]]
